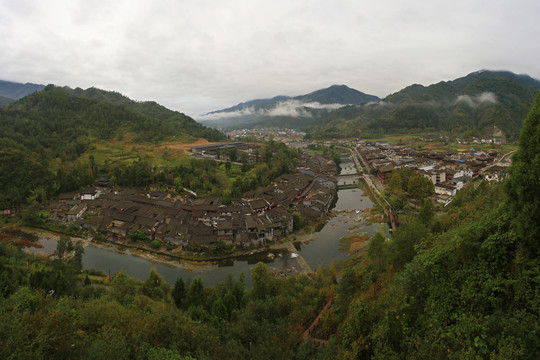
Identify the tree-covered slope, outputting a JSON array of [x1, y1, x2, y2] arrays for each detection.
[[66, 86, 224, 141], [0, 85, 224, 208], [0, 93, 539, 360], [1, 85, 177, 151], [0, 235, 336, 359], [307, 70, 540, 139], [326, 92, 540, 359]]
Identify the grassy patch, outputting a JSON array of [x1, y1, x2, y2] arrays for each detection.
[[362, 133, 517, 154], [339, 233, 370, 254], [84, 135, 203, 168], [304, 148, 325, 155]]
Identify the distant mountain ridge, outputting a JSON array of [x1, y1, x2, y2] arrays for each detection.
[[383, 70, 540, 104], [205, 95, 290, 115], [206, 84, 379, 115], [305, 70, 540, 139], [0, 80, 45, 104], [201, 84, 380, 129], [297, 84, 380, 105], [0, 96, 15, 106]]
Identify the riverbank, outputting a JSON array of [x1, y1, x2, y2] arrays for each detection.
[[11, 225, 297, 272], [12, 211, 354, 275], [7, 159, 381, 281], [269, 240, 313, 274], [3, 180, 381, 287]]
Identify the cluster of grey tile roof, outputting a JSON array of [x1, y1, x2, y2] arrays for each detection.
[[50, 153, 338, 251]]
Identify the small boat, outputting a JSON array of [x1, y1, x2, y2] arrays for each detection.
[[290, 252, 299, 258]]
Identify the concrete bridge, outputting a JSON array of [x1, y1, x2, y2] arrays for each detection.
[[337, 174, 362, 189]]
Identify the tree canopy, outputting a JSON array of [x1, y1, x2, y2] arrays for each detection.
[[506, 91, 540, 255], [0, 85, 227, 208]]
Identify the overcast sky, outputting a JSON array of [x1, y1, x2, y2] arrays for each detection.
[[2, 0, 539, 118]]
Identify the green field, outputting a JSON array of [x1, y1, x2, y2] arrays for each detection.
[[83, 133, 201, 168], [362, 133, 518, 154]]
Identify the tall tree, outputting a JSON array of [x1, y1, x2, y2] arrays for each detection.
[[407, 174, 434, 200], [56, 235, 73, 262], [251, 262, 274, 300], [418, 198, 434, 225], [228, 148, 237, 162], [387, 171, 403, 195], [368, 232, 386, 271], [110, 271, 139, 305], [187, 277, 205, 307], [506, 91, 540, 255], [172, 277, 187, 310], [143, 268, 166, 300]]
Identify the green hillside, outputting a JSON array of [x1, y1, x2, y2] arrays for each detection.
[[324, 91, 540, 358], [0, 85, 224, 208], [67, 86, 224, 142], [307, 70, 540, 140], [0, 92, 538, 359]]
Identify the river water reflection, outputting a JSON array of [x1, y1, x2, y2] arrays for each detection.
[[30, 158, 384, 287], [293, 187, 381, 269]]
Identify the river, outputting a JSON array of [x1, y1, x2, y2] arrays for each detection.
[[27, 156, 384, 287]]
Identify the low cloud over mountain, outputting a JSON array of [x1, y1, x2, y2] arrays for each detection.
[[199, 99, 346, 120], [455, 91, 498, 107], [197, 84, 379, 127]]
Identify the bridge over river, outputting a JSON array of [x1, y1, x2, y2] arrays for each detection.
[[337, 174, 362, 189]]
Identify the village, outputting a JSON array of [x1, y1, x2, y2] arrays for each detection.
[[353, 139, 512, 207], [43, 130, 515, 258], [217, 130, 513, 208], [46, 149, 338, 254]]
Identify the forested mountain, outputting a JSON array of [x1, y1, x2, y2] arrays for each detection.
[[325, 90, 540, 358], [200, 85, 380, 130], [306, 70, 540, 139], [0, 80, 44, 104], [65, 86, 224, 142], [1, 92, 539, 359], [296, 84, 380, 105], [0, 96, 14, 106], [0, 85, 224, 208]]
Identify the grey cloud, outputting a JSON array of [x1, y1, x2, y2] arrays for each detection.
[[266, 100, 344, 117], [455, 92, 498, 107], [1, 1, 539, 116]]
